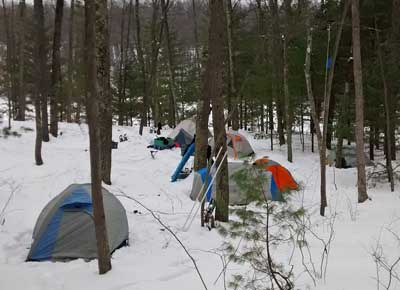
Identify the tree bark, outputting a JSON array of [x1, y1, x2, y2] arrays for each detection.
[[390, 0, 399, 161], [209, 0, 229, 222], [49, 0, 64, 137], [66, 0, 74, 123], [191, 0, 200, 68], [268, 0, 285, 146], [2, 0, 13, 128], [84, 0, 112, 274], [283, 0, 293, 163], [117, 0, 126, 126], [148, 0, 164, 127], [15, 0, 26, 121], [123, 0, 133, 125], [305, 24, 326, 216], [225, 0, 238, 131], [336, 81, 350, 168], [136, 0, 148, 135], [351, 0, 368, 203], [33, 0, 46, 165], [97, 0, 113, 185], [161, 0, 178, 128], [9, 0, 18, 119], [375, 18, 394, 192], [37, 0, 49, 142]]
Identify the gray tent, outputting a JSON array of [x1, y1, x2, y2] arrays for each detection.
[[27, 184, 129, 261], [209, 130, 255, 160], [190, 161, 274, 205], [168, 118, 212, 155], [327, 146, 374, 168]]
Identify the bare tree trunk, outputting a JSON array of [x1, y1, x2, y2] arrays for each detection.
[[225, 0, 238, 130], [49, 0, 64, 137], [324, 0, 350, 154], [269, 101, 273, 150], [268, 0, 285, 146], [390, 0, 400, 161], [375, 18, 394, 192], [117, 0, 126, 126], [33, 0, 46, 165], [148, 0, 164, 127], [208, 0, 229, 222], [137, 0, 148, 135], [283, 34, 292, 162], [66, 0, 74, 123], [305, 23, 326, 216], [336, 81, 350, 168], [191, 0, 200, 67], [369, 126, 374, 161], [97, 0, 112, 185], [123, 0, 133, 126], [15, 0, 26, 121], [260, 104, 264, 132], [9, 0, 18, 119], [37, 0, 49, 142], [84, 0, 112, 274], [2, 0, 13, 128], [161, 0, 178, 128], [351, 0, 368, 203], [283, 0, 293, 162]]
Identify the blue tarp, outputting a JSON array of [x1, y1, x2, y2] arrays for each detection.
[[171, 143, 195, 182], [198, 167, 213, 202]]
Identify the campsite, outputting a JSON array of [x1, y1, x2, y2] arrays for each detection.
[[1, 1, 400, 290]]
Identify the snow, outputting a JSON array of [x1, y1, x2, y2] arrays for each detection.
[[0, 118, 399, 290]]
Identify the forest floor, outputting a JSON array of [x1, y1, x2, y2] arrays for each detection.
[[0, 116, 399, 290]]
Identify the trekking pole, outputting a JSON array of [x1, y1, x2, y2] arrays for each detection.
[[181, 146, 224, 230], [183, 151, 228, 232]]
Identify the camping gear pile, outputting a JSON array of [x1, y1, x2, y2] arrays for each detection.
[[27, 184, 129, 261], [148, 136, 175, 150], [119, 134, 128, 142]]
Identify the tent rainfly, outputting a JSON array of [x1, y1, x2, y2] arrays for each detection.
[[27, 184, 129, 261]]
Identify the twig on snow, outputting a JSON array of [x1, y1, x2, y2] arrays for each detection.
[[116, 189, 209, 290]]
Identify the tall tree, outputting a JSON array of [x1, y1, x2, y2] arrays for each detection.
[[161, 0, 178, 128], [122, 0, 133, 125], [84, 0, 112, 274], [38, 0, 49, 142], [148, 0, 164, 126], [375, 18, 394, 192], [225, 0, 238, 130], [97, 0, 113, 184], [137, 0, 148, 135], [390, 0, 400, 161], [117, 0, 126, 125], [49, 0, 64, 137], [2, 0, 13, 128], [33, 0, 45, 165], [351, 0, 368, 203], [268, 0, 285, 145], [305, 22, 326, 216], [283, 0, 293, 162], [15, 0, 26, 121], [66, 0, 75, 123], [208, 0, 229, 222]]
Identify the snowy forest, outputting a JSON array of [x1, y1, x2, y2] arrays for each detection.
[[0, 0, 399, 289]]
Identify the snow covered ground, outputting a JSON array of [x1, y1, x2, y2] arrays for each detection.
[[0, 118, 399, 290]]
